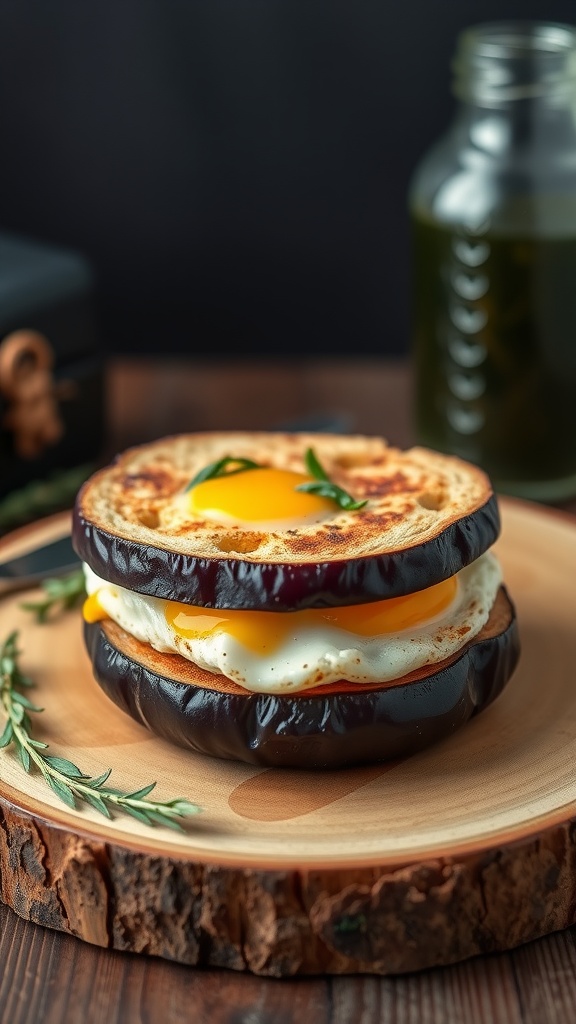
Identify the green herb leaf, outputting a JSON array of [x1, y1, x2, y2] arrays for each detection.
[[119, 803, 154, 825], [0, 631, 202, 830], [47, 775, 76, 808], [125, 782, 157, 800], [185, 456, 261, 491], [43, 755, 86, 778], [297, 448, 367, 512], [89, 768, 113, 789], [10, 702, 24, 725], [10, 691, 43, 712], [296, 481, 368, 511], [17, 743, 30, 772], [13, 673, 34, 689], [0, 721, 13, 748], [144, 811, 186, 832], [166, 798, 202, 816], [82, 790, 112, 818], [303, 447, 331, 483], [21, 569, 86, 623]]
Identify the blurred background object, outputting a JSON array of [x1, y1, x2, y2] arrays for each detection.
[[1, 0, 575, 361], [0, 231, 103, 528], [410, 19, 576, 501]]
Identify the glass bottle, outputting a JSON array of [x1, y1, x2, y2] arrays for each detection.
[[409, 21, 576, 501]]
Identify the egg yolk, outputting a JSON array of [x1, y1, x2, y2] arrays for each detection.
[[83, 591, 107, 623], [189, 467, 336, 523], [164, 575, 458, 655]]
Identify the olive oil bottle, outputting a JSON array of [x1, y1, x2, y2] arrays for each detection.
[[409, 22, 576, 501]]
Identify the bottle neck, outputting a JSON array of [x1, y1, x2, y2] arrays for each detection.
[[409, 21, 576, 232], [447, 23, 576, 160], [452, 21, 576, 109]]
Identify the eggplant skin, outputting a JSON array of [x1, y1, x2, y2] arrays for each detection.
[[83, 589, 519, 770], [72, 496, 500, 610]]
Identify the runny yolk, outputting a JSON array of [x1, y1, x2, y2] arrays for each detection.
[[189, 467, 336, 522], [165, 575, 458, 655], [83, 591, 107, 623]]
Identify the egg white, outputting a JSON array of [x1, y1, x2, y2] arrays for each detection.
[[83, 554, 502, 694]]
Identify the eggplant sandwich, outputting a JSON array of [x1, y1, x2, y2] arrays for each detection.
[[73, 432, 520, 769]]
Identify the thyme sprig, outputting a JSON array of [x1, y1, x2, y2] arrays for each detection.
[[186, 456, 261, 491], [20, 568, 87, 623], [0, 631, 200, 830], [296, 448, 367, 511]]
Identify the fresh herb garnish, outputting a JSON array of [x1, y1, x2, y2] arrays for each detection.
[[185, 456, 261, 491], [296, 448, 367, 511], [0, 631, 200, 830], [0, 463, 95, 533], [20, 568, 87, 623]]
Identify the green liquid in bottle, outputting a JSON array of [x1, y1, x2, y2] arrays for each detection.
[[412, 211, 576, 501]]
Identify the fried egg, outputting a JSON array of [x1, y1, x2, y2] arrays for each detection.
[[82, 553, 502, 694], [163, 462, 351, 534], [187, 466, 337, 528]]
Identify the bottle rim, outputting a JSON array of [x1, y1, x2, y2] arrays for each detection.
[[452, 20, 576, 103]]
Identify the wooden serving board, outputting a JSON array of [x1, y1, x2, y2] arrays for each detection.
[[0, 500, 575, 977]]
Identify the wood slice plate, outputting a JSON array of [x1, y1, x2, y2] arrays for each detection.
[[0, 500, 575, 977]]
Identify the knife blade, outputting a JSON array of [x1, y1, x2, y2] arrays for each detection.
[[0, 534, 80, 595]]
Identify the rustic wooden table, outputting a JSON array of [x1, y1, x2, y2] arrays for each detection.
[[1, 357, 575, 1024]]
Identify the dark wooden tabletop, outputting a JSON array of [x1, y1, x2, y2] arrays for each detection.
[[2, 356, 575, 1024]]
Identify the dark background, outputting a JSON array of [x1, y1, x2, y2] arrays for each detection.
[[0, 1, 575, 359]]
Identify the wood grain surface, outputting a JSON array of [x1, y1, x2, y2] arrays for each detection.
[[1, 358, 576, 1022], [0, 900, 575, 1024]]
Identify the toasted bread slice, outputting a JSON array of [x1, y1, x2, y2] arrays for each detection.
[[84, 586, 519, 769], [73, 432, 499, 608]]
